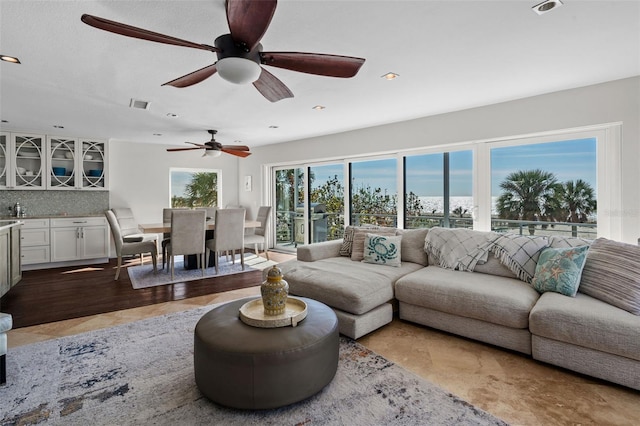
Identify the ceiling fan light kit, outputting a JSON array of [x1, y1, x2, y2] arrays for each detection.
[[216, 57, 261, 84], [532, 0, 563, 15]]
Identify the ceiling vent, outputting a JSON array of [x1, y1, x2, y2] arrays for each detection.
[[129, 98, 150, 110]]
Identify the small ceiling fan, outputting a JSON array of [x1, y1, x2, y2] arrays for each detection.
[[166, 130, 251, 158], [81, 0, 366, 102]]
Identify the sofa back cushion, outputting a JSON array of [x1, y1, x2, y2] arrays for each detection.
[[579, 238, 640, 315], [396, 228, 429, 266]]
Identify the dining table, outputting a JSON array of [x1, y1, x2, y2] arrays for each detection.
[[138, 219, 261, 269], [138, 219, 261, 234]]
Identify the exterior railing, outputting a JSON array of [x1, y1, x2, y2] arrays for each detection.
[[276, 210, 597, 245]]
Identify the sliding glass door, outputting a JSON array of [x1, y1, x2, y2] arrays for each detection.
[[274, 167, 305, 251]]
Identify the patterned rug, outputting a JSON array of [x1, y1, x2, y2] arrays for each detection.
[[0, 303, 508, 426], [128, 254, 277, 289]]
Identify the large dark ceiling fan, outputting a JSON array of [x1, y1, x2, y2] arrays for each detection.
[[166, 130, 251, 158], [81, 0, 366, 102]]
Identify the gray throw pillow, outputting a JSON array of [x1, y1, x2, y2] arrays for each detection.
[[396, 228, 429, 266], [579, 238, 640, 315]]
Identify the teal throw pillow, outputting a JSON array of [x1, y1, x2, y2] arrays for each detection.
[[532, 245, 590, 297], [363, 233, 402, 267]]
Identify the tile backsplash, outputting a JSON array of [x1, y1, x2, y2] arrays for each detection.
[[0, 190, 109, 217]]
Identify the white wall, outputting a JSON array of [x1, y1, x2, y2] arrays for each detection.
[[238, 76, 640, 244], [108, 141, 241, 224]]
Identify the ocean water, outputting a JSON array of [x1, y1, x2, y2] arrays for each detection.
[[419, 196, 498, 215]]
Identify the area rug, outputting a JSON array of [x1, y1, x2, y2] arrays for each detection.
[[128, 254, 277, 289], [0, 303, 508, 426]]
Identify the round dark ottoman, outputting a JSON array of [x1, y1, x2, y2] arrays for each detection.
[[194, 297, 339, 409]]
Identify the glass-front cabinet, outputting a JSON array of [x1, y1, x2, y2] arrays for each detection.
[[48, 137, 107, 190], [0, 132, 8, 187], [0, 132, 107, 190], [0, 132, 47, 190]]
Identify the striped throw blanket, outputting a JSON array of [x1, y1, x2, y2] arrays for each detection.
[[425, 227, 500, 272], [425, 227, 551, 282]]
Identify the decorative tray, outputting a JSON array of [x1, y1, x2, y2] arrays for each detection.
[[239, 297, 307, 328]]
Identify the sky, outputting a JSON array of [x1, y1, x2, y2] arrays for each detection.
[[309, 138, 597, 198]]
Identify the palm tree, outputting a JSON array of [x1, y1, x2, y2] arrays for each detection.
[[183, 172, 218, 207], [560, 179, 596, 223], [496, 169, 561, 234]]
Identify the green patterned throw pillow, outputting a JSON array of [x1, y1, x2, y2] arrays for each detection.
[[531, 245, 590, 297], [363, 233, 402, 267]]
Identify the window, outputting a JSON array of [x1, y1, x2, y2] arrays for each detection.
[[350, 158, 397, 227], [404, 150, 473, 229], [490, 138, 597, 238], [274, 167, 305, 250], [309, 163, 345, 243], [169, 168, 220, 208]]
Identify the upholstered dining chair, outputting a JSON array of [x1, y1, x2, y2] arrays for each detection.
[[111, 208, 158, 244], [206, 208, 246, 274], [244, 206, 272, 260], [161, 207, 189, 270], [105, 210, 157, 280], [166, 209, 207, 280]]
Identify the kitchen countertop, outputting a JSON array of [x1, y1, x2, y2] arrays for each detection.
[[0, 220, 24, 230]]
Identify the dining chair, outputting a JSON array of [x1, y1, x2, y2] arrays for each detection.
[[166, 209, 207, 280], [244, 206, 272, 260], [205, 208, 246, 274], [161, 207, 189, 270], [111, 208, 158, 244], [105, 210, 157, 280]]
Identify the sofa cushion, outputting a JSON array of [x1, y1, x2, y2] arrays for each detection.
[[579, 238, 640, 315], [531, 245, 590, 297], [351, 229, 396, 261], [396, 228, 429, 266], [280, 257, 423, 315], [395, 266, 540, 329], [362, 234, 402, 267], [530, 292, 640, 362]]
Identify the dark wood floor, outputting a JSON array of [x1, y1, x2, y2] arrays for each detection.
[[1, 251, 294, 329]]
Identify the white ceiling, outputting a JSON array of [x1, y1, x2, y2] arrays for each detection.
[[1, 1, 639, 149]]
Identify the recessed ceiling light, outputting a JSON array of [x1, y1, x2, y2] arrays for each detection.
[[381, 72, 399, 80], [53, 125, 64, 129], [269, 125, 279, 129], [532, 0, 563, 15], [0, 55, 21, 64], [166, 113, 178, 118], [153, 133, 162, 136], [312, 105, 325, 110], [1, 120, 8, 123]]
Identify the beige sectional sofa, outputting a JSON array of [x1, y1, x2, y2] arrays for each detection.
[[279, 226, 640, 391]]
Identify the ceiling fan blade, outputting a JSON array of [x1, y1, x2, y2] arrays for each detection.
[[261, 52, 365, 78], [166, 147, 204, 152], [226, 0, 277, 51], [81, 14, 218, 52], [252, 68, 294, 102], [221, 147, 252, 158], [221, 144, 250, 151], [162, 64, 218, 88]]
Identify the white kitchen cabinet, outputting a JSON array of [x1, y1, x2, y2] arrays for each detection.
[[20, 218, 51, 265], [0, 132, 47, 189], [50, 217, 108, 262], [47, 137, 108, 190]]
